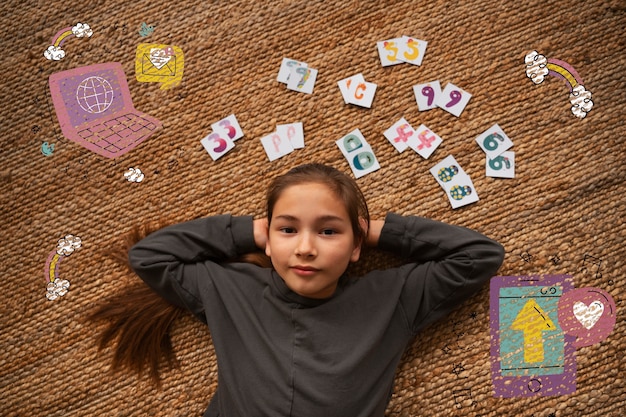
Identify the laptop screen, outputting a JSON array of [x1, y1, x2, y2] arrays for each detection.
[[53, 67, 126, 128]]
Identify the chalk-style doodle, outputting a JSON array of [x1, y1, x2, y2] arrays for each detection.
[[490, 275, 577, 397], [520, 251, 533, 263], [335, 129, 381, 179], [124, 167, 145, 183], [44, 235, 82, 300], [135, 44, 184, 90], [579, 253, 602, 279], [41, 141, 55, 156], [138, 22, 156, 37], [524, 51, 593, 118], [44, 22, 93, 61], [549, 255, 561, 266], [452, 387, 477, 409], [49, 62, 162, 158], [558, 287, 616, 347]]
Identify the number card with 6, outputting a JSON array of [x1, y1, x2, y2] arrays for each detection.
[[475, 123, 513, 159], [486, 151, 515, 178]]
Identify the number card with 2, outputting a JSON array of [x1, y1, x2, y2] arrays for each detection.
[[490, 275, 576, 398]]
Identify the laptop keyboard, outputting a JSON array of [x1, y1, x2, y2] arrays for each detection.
[[77, 113, 158, 156]]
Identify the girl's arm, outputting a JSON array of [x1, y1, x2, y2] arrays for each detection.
[[376, 213, 504, 333], [128, 214, 259, 316]]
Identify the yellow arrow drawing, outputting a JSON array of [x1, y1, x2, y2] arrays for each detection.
[[511, 299, 556, 363]]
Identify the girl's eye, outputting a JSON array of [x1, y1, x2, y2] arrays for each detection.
[[320, 229, 336, 235], [280, 227, 296, 234]]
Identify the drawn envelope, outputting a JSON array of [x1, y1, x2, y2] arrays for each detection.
[[135, 43, 184, 89], [142, 53, 176, 76]]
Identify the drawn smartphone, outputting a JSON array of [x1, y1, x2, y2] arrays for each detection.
[[490, 275, 576, 397]]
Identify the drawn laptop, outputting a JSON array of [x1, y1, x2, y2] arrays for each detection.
[[49, 62, 162, 158]]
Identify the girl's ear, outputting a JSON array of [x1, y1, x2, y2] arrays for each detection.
[[350, 242, 362, 263]]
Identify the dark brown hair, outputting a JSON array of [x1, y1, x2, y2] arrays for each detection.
[[90, 164, 368, 385]]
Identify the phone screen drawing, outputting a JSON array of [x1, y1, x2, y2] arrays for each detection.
[[490, 275, 577, 397]]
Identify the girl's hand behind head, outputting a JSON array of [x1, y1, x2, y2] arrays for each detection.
[[254, 218, 269, 250]]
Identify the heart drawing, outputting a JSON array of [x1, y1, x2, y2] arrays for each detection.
[[573, 301, 604, 330], [149, 48, 171, 69]]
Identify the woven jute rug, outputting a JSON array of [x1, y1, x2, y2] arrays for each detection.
[[1, 0, 624, 415]]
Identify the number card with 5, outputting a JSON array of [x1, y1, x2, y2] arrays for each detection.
[[336, 129, 380, 179]]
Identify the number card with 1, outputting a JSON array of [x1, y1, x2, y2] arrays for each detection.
[[411, 124, 442, 159], [383, 117, 416, 153], [430, 155, 479, 209], [486, 151, 515, 178], [413, 80, 442, 111], [336, 129, 380, 179], [437, 82, 472, 117]]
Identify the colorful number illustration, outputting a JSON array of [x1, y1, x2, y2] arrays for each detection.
[[475, 123, 513, 159], [413, 81, 442, 111], [336, 129, 380, 178]]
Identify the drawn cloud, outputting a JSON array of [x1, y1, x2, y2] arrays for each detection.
[[44, 45, 65, 61], [72, 22, 93, 38]]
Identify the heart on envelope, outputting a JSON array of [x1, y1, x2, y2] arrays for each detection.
[[148, 48, 171, 69]]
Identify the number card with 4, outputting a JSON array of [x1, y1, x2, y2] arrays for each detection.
[[410, 124, 442, 159], [336, 129, 380, 179], [383, 118, 416, 153], [430, 155, 479, 209], [437, 82, 472, 117]]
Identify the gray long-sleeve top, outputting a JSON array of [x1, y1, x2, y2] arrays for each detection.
[[129, 213, 504, 417]]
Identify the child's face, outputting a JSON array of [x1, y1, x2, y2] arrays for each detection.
[[265, 182, 362, 299]]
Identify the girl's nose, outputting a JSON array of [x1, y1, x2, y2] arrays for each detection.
[[295, 232, 317, 257]]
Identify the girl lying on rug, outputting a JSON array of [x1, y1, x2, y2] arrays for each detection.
[[91, 163, 504, 417]]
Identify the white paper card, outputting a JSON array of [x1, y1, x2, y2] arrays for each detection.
[[475, 123, 514, 159], [397, 36, 428, 66], [211, 114, 244, 141], [486, 151, 515, 178], [376, 38, 404, 67], [410, 124, 442, 159], [413, 80, 442, 111], [261, 131, 294, 161], [336, 129, 380, 178], [430, 155, 479, 209], [277, 122, 305, 149], [277, 58, 307, 83], [437, 82, 472, 117], [201, 131, 236, 161], [383, 118, 415, 153], [287, 66, 318, 94]]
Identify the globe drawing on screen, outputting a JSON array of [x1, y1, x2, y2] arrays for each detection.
[[76, 76, 114, 114]]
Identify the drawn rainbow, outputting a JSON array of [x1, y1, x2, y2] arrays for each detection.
[[51, 26, 74, 48], [44, 249, 63, 283], [546, 58, 583, 91]]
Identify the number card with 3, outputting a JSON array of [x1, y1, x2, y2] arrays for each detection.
[[490, 275, 576, 398], [211, 114, 244, 142], [475, 123, 513, 159], [436, 82, 472, 117]]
